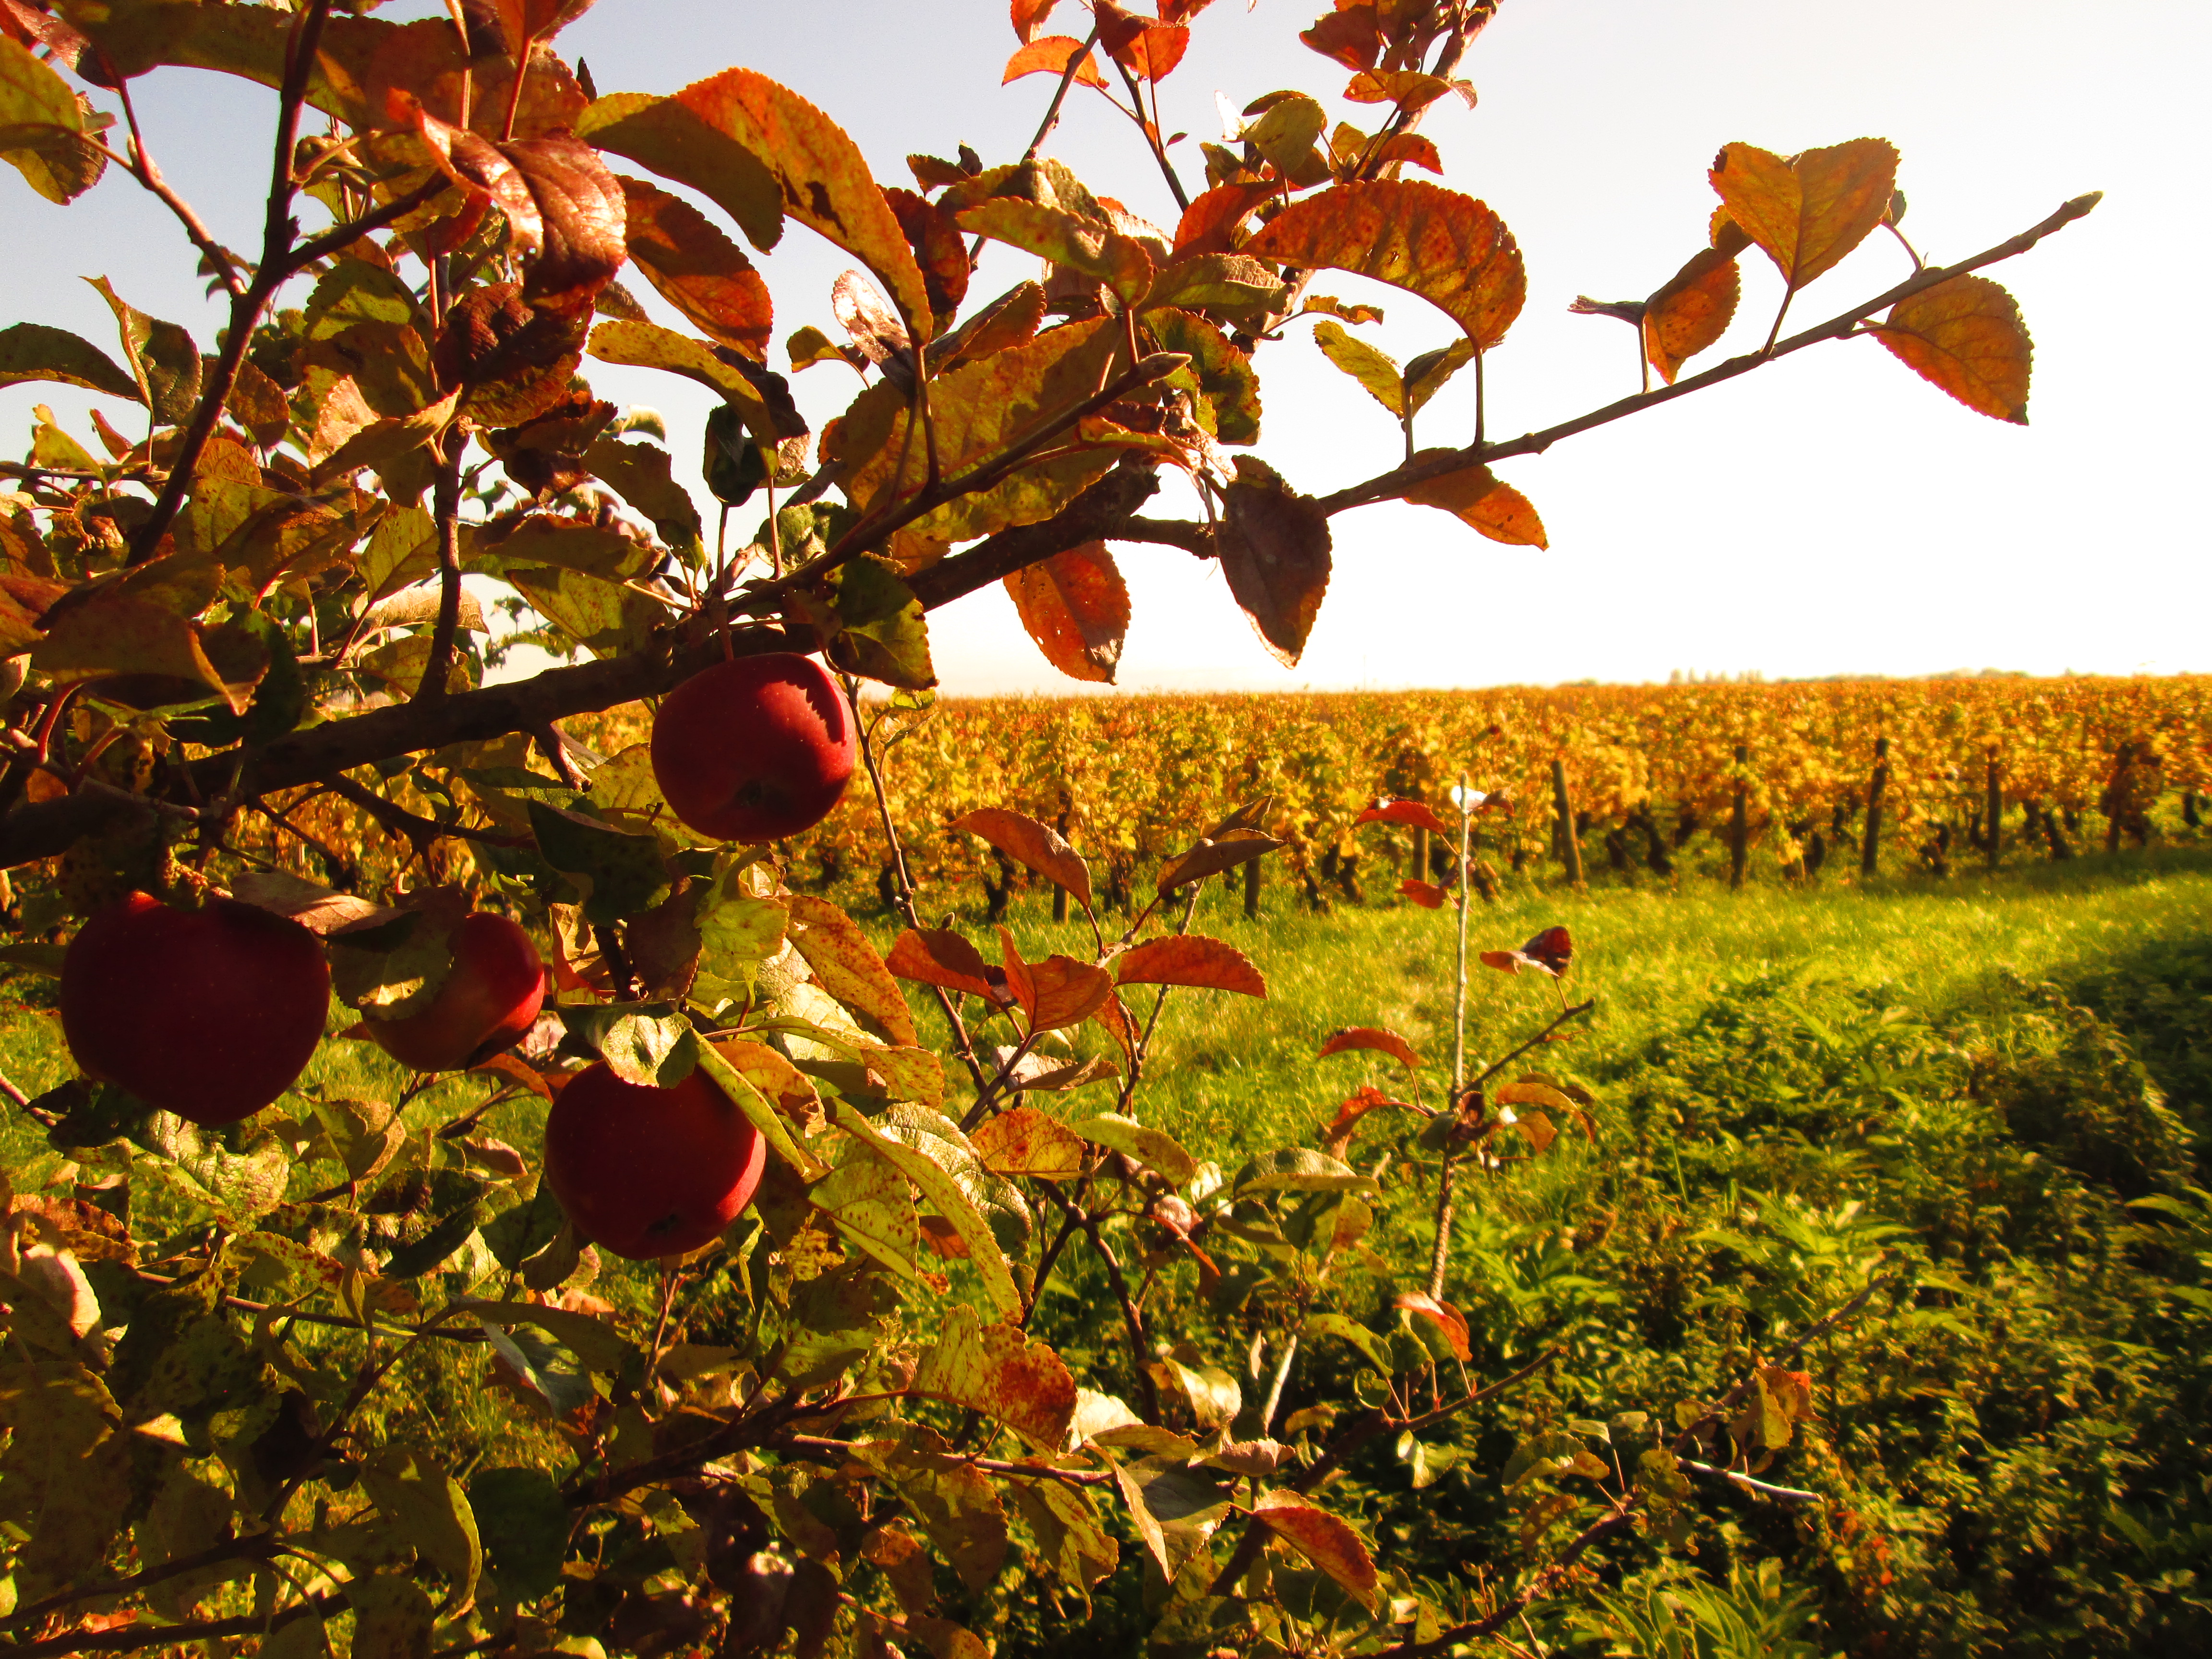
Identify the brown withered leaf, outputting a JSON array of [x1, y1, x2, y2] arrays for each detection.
[[674, 69, 935, 339], [883, 186, 971, 320], [1399, 878, 1447, 908], [1317, 1026, 1421, 1069], [1873, 273, 2032, 424], [956, 808, 1093, 911], [1643, 246, 1740, 385], [1708, 138, 1898, 294], [1154, 829, 1282, 894], [408, 102, 625, 310], [1003, 35, 1107, 88], [1244, 180, 1524, 349], [1401, 453, 1547, 548], [1005, 541, 1129, 685], [1115, 935, 1266, 998], [1218, 457, 1330, 667], [886, 927, 1008, 1005], [616, 175, 772, 359]]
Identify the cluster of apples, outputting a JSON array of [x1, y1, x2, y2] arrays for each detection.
[[57, 653, 854, 1262]]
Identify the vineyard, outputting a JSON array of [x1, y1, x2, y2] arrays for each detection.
[[539, 675, 2212, 916]]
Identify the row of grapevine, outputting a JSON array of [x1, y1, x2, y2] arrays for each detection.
[[765, 676, 2211, 904]]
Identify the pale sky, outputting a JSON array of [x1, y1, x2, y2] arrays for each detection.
[[4, 1, 2205, 695]]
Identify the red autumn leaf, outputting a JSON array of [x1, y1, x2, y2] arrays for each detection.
[[1481, 925, 1573, 978], [1091, 985, 1140, 1064], [998, 926, 1115, 1029], [1172, 182, 1277, 256], [1369, 132, 1443, 175], [1114, 935, 1267, 998], [1317, 1026, 1422, 1070], [1010, 0, 1060, 42], [1091, 0, 1150, 57], [1118, 23, 1190, 81], [1300, 5, 1380, 72], [1005, 541, 1130, 685], [887, 927, 1006, 1003], [1003, 35, 1107, 88], [1393, 1290, 1472, 1361], [1244, 180, 1524, 350], [1218, 457, 1332, 667], [1399, 878, 1447, 908], [1873, 273, 2032, 424], [1357, 798, 1454, 837], [1250, 1491, 1380, 1610], [1320, 1084, 1422, 1157], [1400, 458, 1548, 549], [954, 808, 1094, 912], [1709, 138, 1898, 294], [615, 175, 772, 359], [1643, 245, 1740, 385]]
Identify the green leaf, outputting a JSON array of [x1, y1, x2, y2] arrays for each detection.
[[832, 1101, 1018, 1315], [0, 36, 102, 204], [1109, 1454, 1230, 1579], [851, 1425, 1009, 1593], [462, 1300, 632, 1375], [1301, 1312, 1392, 1373], [581, 436, 704, 554], [586, 320, 780, 444], [30, 591, 252, 713], [468, 1466, 570, 1604], [811, 1140, 920, 1282], [1404, 337, 1477, 416], [957, 199, 1154, 309], [361, 1447, 481, 1610], [1069, 1114, 1199, 1185], [527, 798, 672, 925], [1232, 1147, 1378, 1197], [578, 91, 785, 252], [1148, 309, 1260, 446], [911, 1303, 1077, 1449], [133, 1113, 292, 1223], [1310, 320, 1403, 417], [0, 323, 144, 402], [1141, 253, 1289, 315], [347, 1573, 436, 1659], [0, 1363, 130, 1585], [692, 1035, 830, 1182], [812, 553, 934, 690], [85, 276, 204, 426], [1247, 94, 1327, 174]]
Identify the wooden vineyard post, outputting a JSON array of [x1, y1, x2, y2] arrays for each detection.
[[1985, 751, 2003, 870], [2104, 742, 2131, 853], [1729, 744, 1750, 890], [1053, 805, 1072, 922], [1244, 851, 1261, 920], [1863, 736, 1890, 878], [1412, 824, 1430, 885], [1551, 760, 1584, 887]]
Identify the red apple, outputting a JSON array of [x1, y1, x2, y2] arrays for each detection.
[[362, 913, 547, 1072], [542, 1061, 766, 1260], [649, 653, 855, 842], [61, 891, 331, 1126]]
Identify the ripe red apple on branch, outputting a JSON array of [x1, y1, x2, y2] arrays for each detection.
[[60, 892, 331, 1127], [361, 912, 548, 1072], [543, 1060, 768, 1261], [650, 653, 857, 842]]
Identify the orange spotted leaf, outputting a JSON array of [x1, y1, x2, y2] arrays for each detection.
[[1873, 273, 2032, 424], [1244, 180, 1524, 349], [1708, 138, 1898, 293], [955, 808, 1093, 912], [1401, 454, 1547, 548], [1003, 35, 1106, 88], [1643, 245, 1740, 385]]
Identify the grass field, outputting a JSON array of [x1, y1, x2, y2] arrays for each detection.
[[4, 844, 2207, 1655]]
